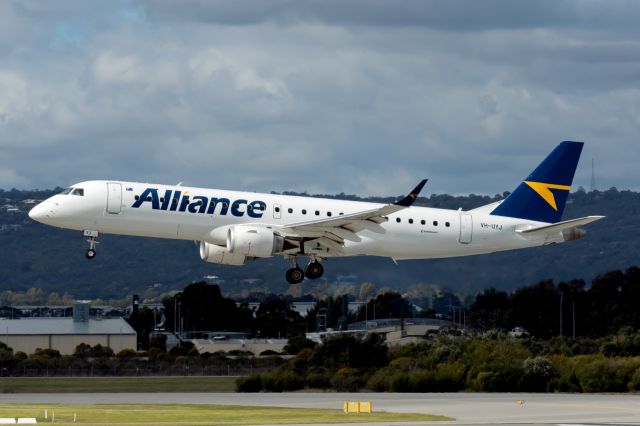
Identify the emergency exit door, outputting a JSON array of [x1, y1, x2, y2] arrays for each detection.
[[106, 183, 122, 214], [459, 213, 472, 244]]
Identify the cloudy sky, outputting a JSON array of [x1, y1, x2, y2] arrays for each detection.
[[1, 0, 639, 196]]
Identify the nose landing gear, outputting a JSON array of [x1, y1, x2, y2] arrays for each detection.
[[83, 230, 99, 260]]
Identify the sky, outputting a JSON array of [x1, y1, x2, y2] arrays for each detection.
[[1, 0, 639, 196]]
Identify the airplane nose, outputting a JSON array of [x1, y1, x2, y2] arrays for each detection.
[[29, 202, 53, 223]]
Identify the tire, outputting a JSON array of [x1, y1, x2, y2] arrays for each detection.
[[305, 261, 324, 279], [286, 267, 304, 284], [86, 249, 96, 259]]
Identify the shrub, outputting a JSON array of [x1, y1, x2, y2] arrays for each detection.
[[305, 369, 331, 390], [236, 375, 262, 392], [261, 370, 304, 392], [389, 372, 411, 392], [521, 356, 556, 392], [574, 357, 627, 392], [434, 362, 466, 391], [330, 367, 364, 392], [116, 349, 138, 360], [628, 367, 640, 391], [366, 368, 393, 392]]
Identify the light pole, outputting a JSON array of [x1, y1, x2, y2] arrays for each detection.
[[572, 300, 576, 339], [559, 292, 564, 337]]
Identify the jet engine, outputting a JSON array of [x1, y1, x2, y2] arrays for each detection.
[[562, 227, 587, 242], [199, 241, 247, 265], [227, 225, 284, 257]]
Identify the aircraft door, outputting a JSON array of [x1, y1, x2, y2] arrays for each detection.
[[459, 213, 472, 244], [273, 203, 282, 219], [106, 183, 122, 214]]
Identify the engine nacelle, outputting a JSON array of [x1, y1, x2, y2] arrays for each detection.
[[227, 225, 284, 258], [199, 241, 247, 265], [562, 227, 587, 242]]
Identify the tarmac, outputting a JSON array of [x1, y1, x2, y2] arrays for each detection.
[[1, 392, 638, 425]]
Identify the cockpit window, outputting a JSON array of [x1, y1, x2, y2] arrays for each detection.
[[71, 188, 84, 196], [60, 188, 73, 195]]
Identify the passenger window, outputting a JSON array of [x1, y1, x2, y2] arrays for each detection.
[[421, 219, 425, 225], [302, 209, 307, 215], [315, 210, 320, 216], [396, 217, 401, 223], [409, 219, 414, 224], [339, 212, 344, 215], [327, 212, 332, 217], [445, 222, 450, 227], [223, 203, 228, 208], [275, 206, 280, 213], [146, 196, 152, 201], [247, 204, 252, 210], [288, 208, 293, 213], [135, 195, 140, 201], [160, 197, 164, 203], [433, 221, 438, 226]]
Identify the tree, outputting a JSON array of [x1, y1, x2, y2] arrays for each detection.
[[284, 336, 317, 355], [163, 282, 243, 333], [470, 288, 509, 331], [254, 297, 304, 338]]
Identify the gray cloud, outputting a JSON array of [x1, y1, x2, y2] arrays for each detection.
[[0, 0, 638, 196]]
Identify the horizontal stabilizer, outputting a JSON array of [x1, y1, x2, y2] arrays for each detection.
[[517, 215, 605, 236]]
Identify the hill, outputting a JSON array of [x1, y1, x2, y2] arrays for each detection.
[[0, 187, 637, 299]]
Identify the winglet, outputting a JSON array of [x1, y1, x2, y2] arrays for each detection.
[[394, 179, 428, 207]]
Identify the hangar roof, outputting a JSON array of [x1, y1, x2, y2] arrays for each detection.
[[0, 318, 136, 335]]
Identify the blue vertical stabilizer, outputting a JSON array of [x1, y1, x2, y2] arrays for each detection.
[[491, 141, 583, 223]]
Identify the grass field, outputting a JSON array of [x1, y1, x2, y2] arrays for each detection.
[[0, 404, 452, 425], [0, 377, 237, 393]]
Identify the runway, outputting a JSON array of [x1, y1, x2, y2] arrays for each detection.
[[1, 392, 638, 425]]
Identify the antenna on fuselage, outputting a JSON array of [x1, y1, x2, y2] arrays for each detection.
[[176, 182, 183, 186]]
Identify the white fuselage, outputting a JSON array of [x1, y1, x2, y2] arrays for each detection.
[[29, 180, 557, 261]]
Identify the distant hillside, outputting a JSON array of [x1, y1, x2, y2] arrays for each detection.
[[0, 187, 637, 299]]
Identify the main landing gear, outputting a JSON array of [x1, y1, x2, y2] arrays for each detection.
[[83, 230, 99, 259], [285, 259, 324, 285]]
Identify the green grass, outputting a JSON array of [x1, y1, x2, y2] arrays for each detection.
[[0, 404, 452, 425], [0, 377, 237, 393]]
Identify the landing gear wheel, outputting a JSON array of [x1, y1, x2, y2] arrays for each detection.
[[84, 230, 99, 260], [305, 261, 324, 280], [286, 267, 305, 284]]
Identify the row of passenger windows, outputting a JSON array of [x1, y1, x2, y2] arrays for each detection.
[[396, 217, 450, 227], [275, 206, 343, 217]]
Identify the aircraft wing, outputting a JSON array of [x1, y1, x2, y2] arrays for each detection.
[[277, 179, 427, 253]]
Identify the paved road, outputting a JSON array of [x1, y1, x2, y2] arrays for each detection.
[[0, 392, 638, 425]]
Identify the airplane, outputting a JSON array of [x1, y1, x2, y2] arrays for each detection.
[[29, 141, 604, 285]]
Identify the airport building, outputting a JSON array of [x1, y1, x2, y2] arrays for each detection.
[[0, 302, 136, 355]]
